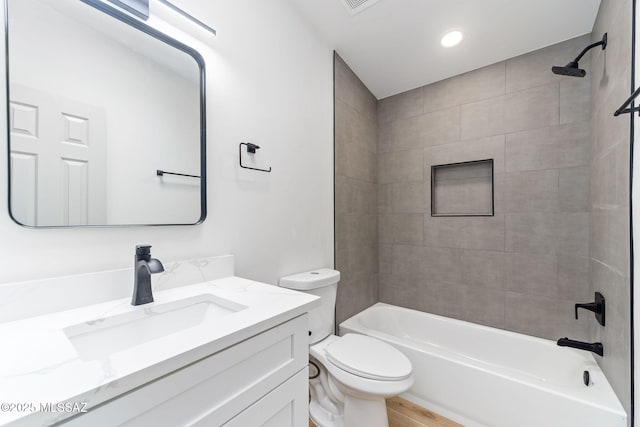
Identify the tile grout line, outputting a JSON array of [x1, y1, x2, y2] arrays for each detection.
[[558, 81, 562, 124], [556, 165, 561, 300], [504, 129, 507, 266], [382, 120, 591, 160], [503, 141, 508, 326], [381, 67, 565, 123]]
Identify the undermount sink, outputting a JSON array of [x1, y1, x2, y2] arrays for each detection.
[[64, 294, 247, 360]]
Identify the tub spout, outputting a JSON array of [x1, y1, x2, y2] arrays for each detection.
[[557, 337, 603, 357]]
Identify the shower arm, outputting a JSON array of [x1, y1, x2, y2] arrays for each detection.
[[572, 34, 607, 63]]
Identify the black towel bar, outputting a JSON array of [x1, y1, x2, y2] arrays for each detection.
[[156, 169, 200, 178], [239, 143, 272, 173]]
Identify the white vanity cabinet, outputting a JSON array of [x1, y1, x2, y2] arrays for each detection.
[[60, 314, 309, 427]]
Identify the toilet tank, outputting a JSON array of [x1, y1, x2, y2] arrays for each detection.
[[279, 269, 340, 344]]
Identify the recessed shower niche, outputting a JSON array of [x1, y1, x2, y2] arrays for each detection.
[[430, 159, 494, 217]]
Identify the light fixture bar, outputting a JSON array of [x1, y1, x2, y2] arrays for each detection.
[[105, 0, 149, 20], [156, 0, 216, 37]]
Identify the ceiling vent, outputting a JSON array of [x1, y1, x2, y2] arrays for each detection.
[[341, 0, 382, 15]]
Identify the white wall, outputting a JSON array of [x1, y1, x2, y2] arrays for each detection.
[[0, 0, 334, 285]]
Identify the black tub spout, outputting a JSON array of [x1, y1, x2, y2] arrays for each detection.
[[557, 337, 604, 357]]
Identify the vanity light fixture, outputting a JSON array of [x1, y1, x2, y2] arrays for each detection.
[[156, 0, 217, 37], [105, 0, 149, 20], [440, 29, 464, 48]]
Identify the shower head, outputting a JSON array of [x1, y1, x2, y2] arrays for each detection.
[[551, 62, 586, 78], [550, 33, 607, 78]]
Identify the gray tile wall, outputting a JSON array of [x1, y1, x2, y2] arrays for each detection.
[[335, 6, 632, 421], [590, 0, 632, 419], [334, 54, 379, 324], [377, 35, 594, 341]]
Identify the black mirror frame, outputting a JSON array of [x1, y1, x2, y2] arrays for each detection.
[[4, 0, 207, 228]]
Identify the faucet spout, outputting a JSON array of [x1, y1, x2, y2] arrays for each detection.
[[557, 337, 603, 357], [131, 245, 164, 306], [145, 258, 164, 274]]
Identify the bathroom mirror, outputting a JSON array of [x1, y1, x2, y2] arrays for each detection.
[[5, 0, 206, 227]]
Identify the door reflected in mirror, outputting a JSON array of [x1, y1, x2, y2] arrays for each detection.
[[6, 0, 206, 227]]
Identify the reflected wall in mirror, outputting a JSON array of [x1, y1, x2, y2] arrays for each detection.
[[6, 0, 206, 227]]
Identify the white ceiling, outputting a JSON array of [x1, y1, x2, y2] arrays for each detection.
[[287, 0, 601, 99]]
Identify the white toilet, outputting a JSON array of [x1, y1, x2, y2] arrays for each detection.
[[279, 269, 414, 427]]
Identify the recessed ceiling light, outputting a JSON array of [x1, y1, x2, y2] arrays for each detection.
[[441, 30, 464, 48]]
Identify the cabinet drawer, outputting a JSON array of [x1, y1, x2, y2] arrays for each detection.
[[221, 369, 308, 427], [60, 314, 308, 427]]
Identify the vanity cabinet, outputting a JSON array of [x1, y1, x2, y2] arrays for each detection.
[[60, 314, 309, 427], [224, 370, 308, 427]]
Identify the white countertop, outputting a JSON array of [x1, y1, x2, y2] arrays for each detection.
[[0, 276, 319, 427]]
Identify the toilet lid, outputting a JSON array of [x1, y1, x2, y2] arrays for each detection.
[[325, 334, 412, 381]]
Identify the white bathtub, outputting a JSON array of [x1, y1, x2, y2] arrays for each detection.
[[339, 303, 626, 427]]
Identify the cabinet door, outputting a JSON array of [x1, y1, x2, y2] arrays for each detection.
[[221, 369, 308, 427]]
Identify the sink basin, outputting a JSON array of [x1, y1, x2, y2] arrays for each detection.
[[64, 294, 247, 360]]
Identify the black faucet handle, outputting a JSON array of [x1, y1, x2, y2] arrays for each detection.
[[574, 292, 605, 326], [135, 244, 152, 256], [574, 302, 597, 319]]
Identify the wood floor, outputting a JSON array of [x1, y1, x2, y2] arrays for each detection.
[[387, 397, 463, 427], [309, 396, 463, 427]]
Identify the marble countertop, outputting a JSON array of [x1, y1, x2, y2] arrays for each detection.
[[0, 276, 319, 427]]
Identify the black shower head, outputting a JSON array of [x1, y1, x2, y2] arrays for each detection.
[[551, 61, 586, 78], [550, 33, 607, 78]]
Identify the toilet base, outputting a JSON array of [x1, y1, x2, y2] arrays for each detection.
[[310, 390, 389, 427], [310, 400, 343, 427], [343, 394, 388, 427], [309, 358, 391, 427], [309, 374, 344, 427]]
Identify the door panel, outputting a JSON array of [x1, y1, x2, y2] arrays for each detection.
[[9, 84, 106, 226]]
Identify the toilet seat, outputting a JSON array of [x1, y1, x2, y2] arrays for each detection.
[[325, 334, 412, 381], [310, 334, 414, 398]]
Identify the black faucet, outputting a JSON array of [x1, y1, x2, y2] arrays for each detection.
[[575, 292, 605, 326], [131, 244, 164, 306], [557, 338, 604, 357]]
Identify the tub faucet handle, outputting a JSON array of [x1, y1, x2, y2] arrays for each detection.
[[574, 302, 597, 318], [574, 292, 605, 326]]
